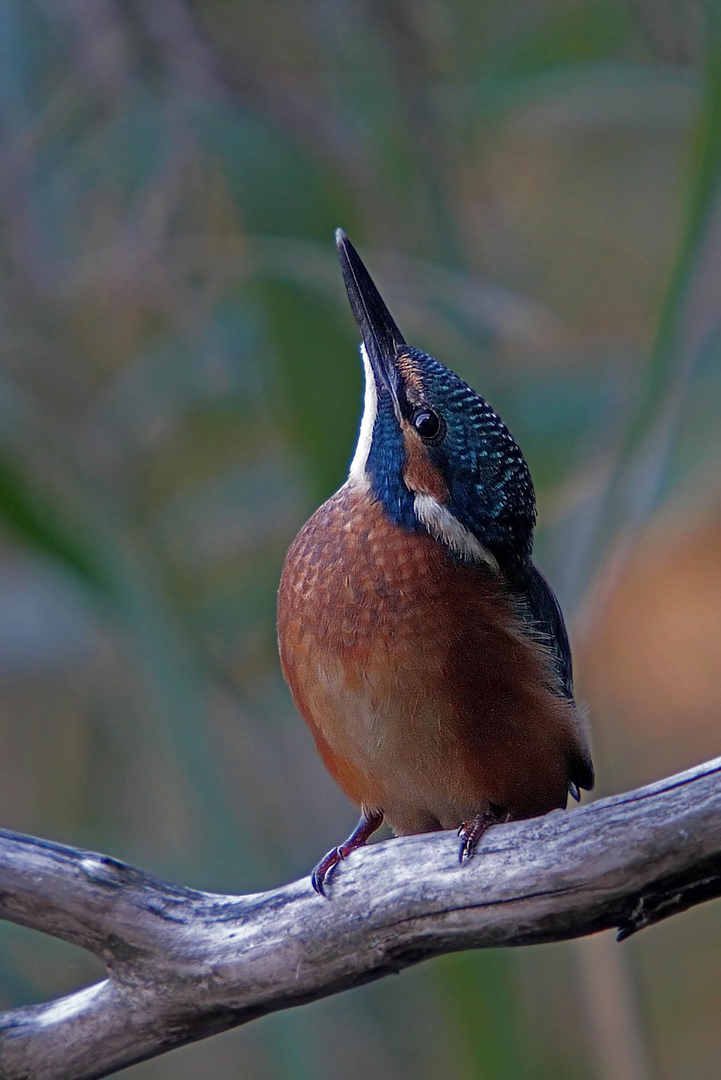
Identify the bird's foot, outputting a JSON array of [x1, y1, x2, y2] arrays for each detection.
[[310, 848, 344, 896], [457, 804, 508, 864], [311, 809, 384, 897]]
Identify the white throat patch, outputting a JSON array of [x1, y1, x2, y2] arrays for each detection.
[[413, 492, 499, 570], [348, 343, 376, 488], [347, 348, 498, 573]]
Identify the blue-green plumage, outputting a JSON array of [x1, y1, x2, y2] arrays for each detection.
[[365, 345, 536, 553], [403, 347, 536, 559]]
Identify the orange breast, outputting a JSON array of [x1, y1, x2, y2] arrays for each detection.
[[277, 483, 585, 834]]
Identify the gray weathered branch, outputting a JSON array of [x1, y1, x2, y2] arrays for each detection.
[[1, 757, 721, 1080]]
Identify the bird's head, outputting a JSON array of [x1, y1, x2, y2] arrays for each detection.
[[337, 229, 536, 572]]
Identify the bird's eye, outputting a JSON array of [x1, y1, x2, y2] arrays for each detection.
[[412, 408, 442, 440]]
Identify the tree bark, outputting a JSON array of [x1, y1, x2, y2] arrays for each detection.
[[1, 757, 720, 1080]]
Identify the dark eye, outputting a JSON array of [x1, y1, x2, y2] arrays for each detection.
[[412, 408, 442, 440]]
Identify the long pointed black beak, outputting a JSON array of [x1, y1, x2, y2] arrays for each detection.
[[336, 229, 406, 398]]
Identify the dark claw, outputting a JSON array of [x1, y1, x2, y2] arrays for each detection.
[[309, 809, 385, 898], [568, 781, 581, 802], [459, 830, 480, 865], [311, 848, 343, 897], [457, 805, 506, 864]]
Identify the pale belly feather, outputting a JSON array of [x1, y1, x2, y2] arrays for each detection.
[[278, 484, 582, 834]]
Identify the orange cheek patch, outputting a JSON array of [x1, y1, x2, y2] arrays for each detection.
[[396, 351, 425, 395], [402, 423, 447, 501]]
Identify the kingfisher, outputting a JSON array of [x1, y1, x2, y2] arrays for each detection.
[[278, 230, 593, 895]]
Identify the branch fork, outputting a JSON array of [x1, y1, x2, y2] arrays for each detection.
[[1, 758, 721, 1080]]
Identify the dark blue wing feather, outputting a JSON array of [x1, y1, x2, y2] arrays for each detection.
[[523, 562, 574, 701], [519, 562, 594, 793]]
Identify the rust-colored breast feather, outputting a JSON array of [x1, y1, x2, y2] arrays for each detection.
[[278, 484, 585, 835]]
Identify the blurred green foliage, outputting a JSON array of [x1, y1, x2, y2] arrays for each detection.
[[0, 2, 720, 1078]]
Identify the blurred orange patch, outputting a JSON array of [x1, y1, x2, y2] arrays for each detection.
[[580, 514, 721, 790]]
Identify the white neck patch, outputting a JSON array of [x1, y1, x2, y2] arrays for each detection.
[[413, 492, 499, 571], [348, 343, 377, 488], [347, 349, 498, 573]]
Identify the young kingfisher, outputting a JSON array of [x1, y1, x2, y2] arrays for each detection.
[[278, 230, 593, 895]]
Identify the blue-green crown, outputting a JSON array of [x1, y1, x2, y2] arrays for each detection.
[[366, 346, 536, 565]]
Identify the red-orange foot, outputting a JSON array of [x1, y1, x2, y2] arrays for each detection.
[[311, 809, 384, 897], [458, 804, 507, 864]]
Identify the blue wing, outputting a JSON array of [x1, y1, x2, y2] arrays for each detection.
[[524, 562, 574, 701], [521, 562, 594, 793]]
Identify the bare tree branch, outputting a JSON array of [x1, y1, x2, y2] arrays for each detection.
[[1, 757, 720, 1080]]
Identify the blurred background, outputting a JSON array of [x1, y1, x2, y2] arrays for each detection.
[[0, 0, 720, 1077]]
